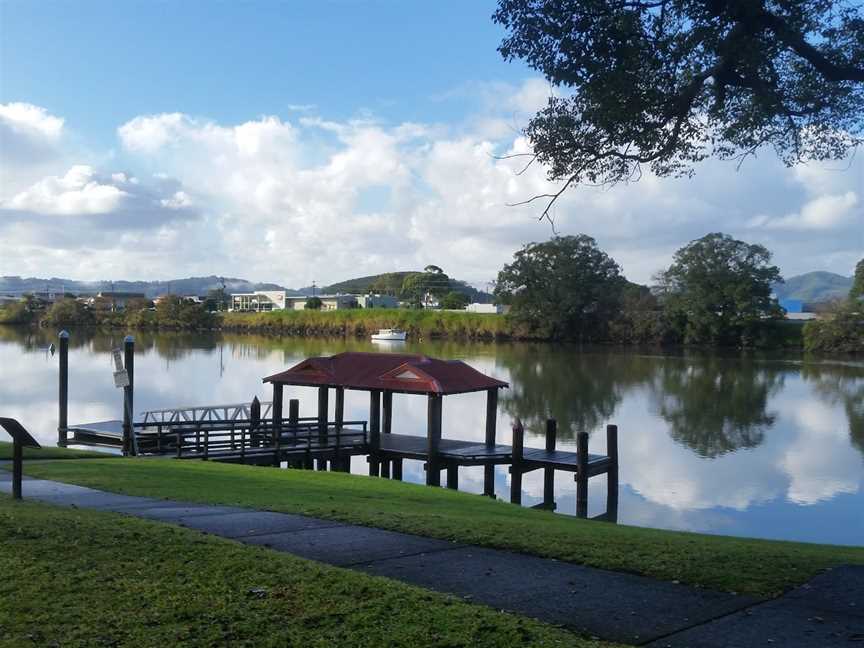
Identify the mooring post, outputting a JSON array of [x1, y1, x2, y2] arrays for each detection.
[[12, 439, 22, 499], [543, 418, 557, 510], [122, 335, 135, 456], [483, 387, 498, 498], [509, 419, 524, 504], [510, 418, 525, 504], [446, 463, 458, 490], [57, 330, 69, 447], [317, 386, 329, 470], [426, 393, 442, 486], [606, 424, 619, 521], [576, 431, 589, 518], [368, 390, 381, 476]]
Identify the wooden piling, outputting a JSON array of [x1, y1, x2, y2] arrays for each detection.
[[382, 391, 392, 434], [57, 330, 69, 447], [509, 419, 524, 505], [426, 394, 442, 486], [392, 457, 403, 481], [446, 464, 458, 490], [122, 335, 134, 456], [369, 390, 381, 477], [380, 459, 391, 479], [606, 424, 619, 521], [483, 388, 498, 497], [543, 418, 557, 509], [576, 431, 589, 518], [317, 387, 329, 470], [12, 440, 22, 499]]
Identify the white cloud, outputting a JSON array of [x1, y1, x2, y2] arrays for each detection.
[[5, 165, 128, 215], [1, 85, 862, 285], [0, 102, 64, 139]]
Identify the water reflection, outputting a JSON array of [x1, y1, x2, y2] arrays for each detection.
[[650, 357, 784, 458], [1, 326, 862, 545]]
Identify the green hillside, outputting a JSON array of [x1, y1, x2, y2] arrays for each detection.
[[321, 272, 493, 302], [773, 271, 852, 303]]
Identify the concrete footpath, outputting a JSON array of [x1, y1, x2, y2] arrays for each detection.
[[2, 473, 862, 647]]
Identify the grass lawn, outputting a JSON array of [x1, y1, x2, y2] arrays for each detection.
[[0, 497, 609, 648], [14, 458, 864, 598], [0, 440, 114, 460]]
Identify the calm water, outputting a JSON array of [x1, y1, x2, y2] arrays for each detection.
[[1, 326, 862, 546]]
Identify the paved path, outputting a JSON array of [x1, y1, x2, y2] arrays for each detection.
[[3, 473, 862, 647]]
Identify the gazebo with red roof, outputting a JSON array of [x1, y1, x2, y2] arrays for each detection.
[[264, 351, 508, 489]]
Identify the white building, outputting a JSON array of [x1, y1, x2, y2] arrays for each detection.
[[283, 294, 358, 310], [230, 290, 289, 312], [466, 303, 508, 314]]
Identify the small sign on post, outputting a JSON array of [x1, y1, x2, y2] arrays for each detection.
[[112, 348, 130, 389], [0, 417, 41, 499]]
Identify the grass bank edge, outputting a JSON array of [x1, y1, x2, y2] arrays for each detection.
[[13, 457, 864, 598], [0, 497, 609, 648], [0, 440, 115, 460]]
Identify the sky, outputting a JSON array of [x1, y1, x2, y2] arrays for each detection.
[[1, 0, 862, 289]]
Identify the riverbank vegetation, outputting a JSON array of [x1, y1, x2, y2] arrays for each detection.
[[803, 260, 864, 354], [15, 458, 864, 598], [1, 497, 603, 648]]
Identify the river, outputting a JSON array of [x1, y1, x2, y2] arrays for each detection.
[[1, 326, 861, 546]]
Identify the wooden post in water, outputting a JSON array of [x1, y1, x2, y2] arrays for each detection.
[[58, 330, 69, 446], [334, 387, 345, 471], [606, 424, 619, 522], [483, 388, 498, 497], [446, 463, 458, 490], [426, 394, 442, 486], [368, 390, 381, 476], [576, 431, 589, 518], [382, 391, 392, 434], [263, 392, 276, 466], [509, 419, 524, 505], [543, 418, 557, 510], [317, 386, 329, 470], [122, 335, 135, 456]]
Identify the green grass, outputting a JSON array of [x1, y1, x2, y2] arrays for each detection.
[[0, 440, 113, 460], [15, 458, 864, 598], [220, 308, 522, 340], [0, 497, 609, 648]]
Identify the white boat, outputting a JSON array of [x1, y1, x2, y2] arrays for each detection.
[[371, 328, 407, 341]]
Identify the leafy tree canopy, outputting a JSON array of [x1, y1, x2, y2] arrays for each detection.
[[304, 296, 323, 310], [495, 234, 625, 339], [440, 291, 471, 310], [494, 0, 864, 219], [658, 232, 782, 344], [400, 268, 452, 306], [850, 258, 864, 300]]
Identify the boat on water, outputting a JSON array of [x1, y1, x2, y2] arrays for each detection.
[[371, 328, 407, 341]]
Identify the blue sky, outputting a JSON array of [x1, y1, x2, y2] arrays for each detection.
[[2, 1, 525, 146], [0, 1, 861, 287]]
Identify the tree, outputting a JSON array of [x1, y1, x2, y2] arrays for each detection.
[[440, 291, 471, 310], [658, 233, 782, 345], [400, 267, 451, 307], [493, 1, 864, 221], [304, 296, 323, 310], [850, 258, 864, 300], [494, 234, 625, 339]]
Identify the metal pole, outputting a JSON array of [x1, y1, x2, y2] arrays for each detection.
[[58, 330, 69, 447], [123, 335, 135, 456]]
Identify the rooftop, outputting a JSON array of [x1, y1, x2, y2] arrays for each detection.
[[264, 351, 508, 395]]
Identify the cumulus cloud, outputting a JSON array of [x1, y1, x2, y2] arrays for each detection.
[[1, 84, 862, 284]]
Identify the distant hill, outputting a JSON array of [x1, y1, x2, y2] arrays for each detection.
[[773, 271, 852, 303], [317, 272, 493, 303], [0, 275, 298, 299]]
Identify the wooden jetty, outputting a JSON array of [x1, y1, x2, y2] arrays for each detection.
[[58, 340, 619, 519]]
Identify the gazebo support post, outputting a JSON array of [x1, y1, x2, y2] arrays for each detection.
[[288, 398, 300, 468], [392, 458, 403, 480], [483, 388, 498, 497], [382, 391, 392, 434], [426, 394, 442, 486], [368, 390, 381, 476], [317, 386, 329, 470], [334, 387, 345, 471], [271, 385, 283, 466], [446, 464, 458, 490]]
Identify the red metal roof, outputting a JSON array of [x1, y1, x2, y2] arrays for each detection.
[[263, 351, 508, 395]]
